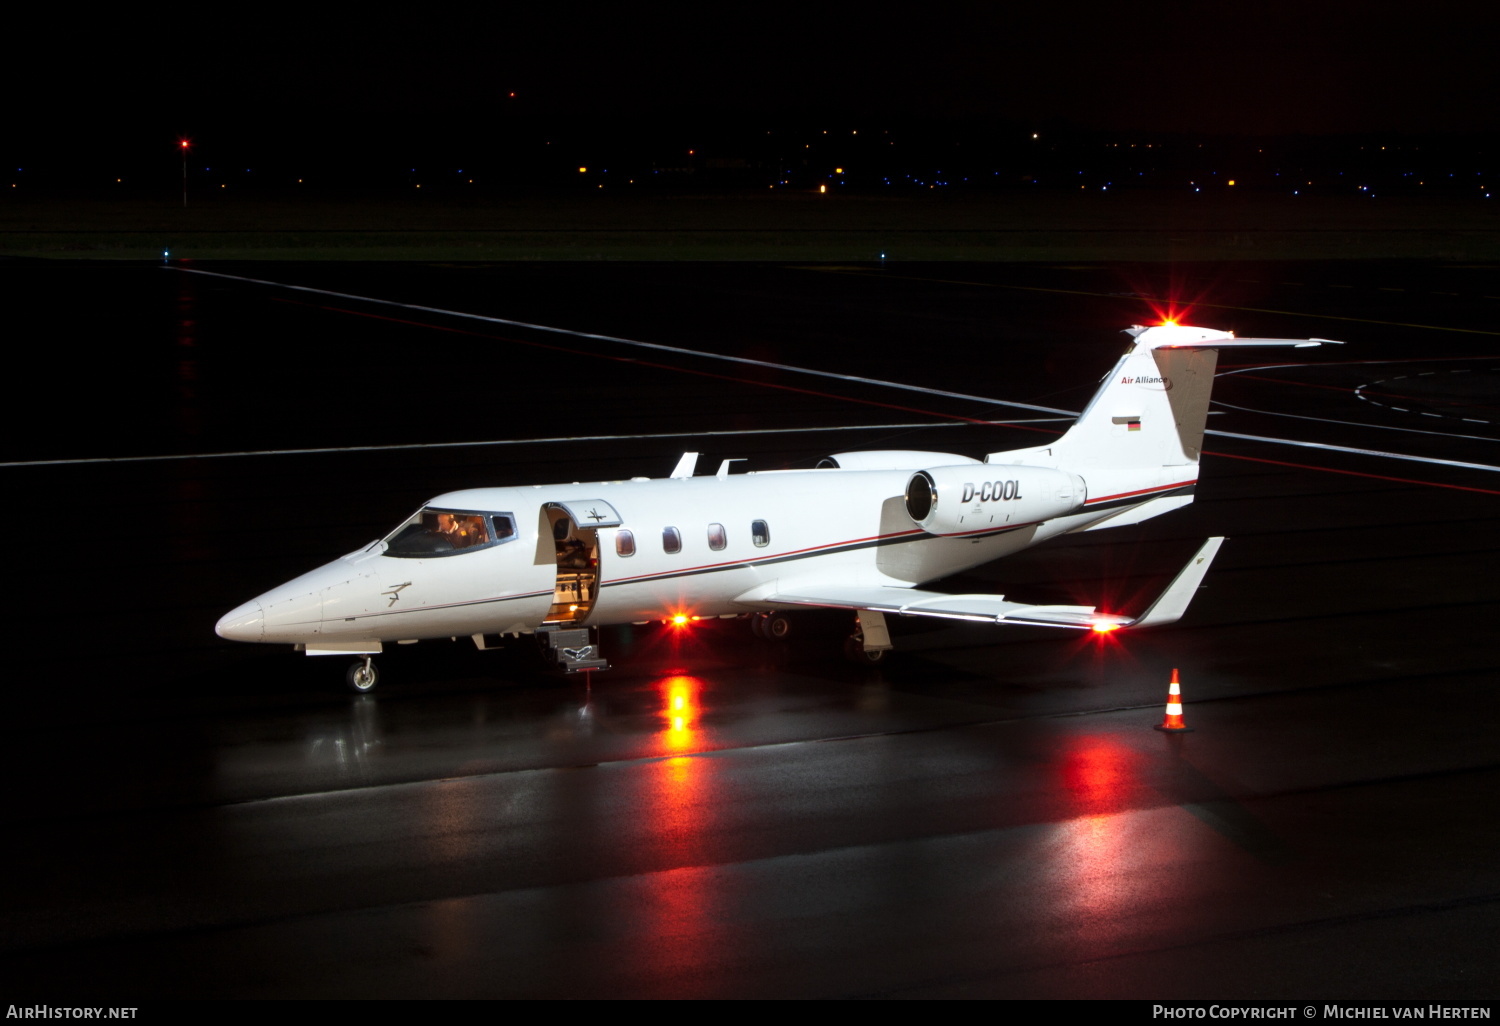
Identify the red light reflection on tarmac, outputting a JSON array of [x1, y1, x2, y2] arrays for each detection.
[[641, 679, 721, 978], [1059, 734, 1146, 817], [640, 763, 720, 988], [1042, 733, 1164, 942], [656, 674, 704, 753]]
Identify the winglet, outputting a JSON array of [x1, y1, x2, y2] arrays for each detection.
[[1127, 537, 1225, 628]]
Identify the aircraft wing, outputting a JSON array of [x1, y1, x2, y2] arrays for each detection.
[[764, 537, 1224, 631]]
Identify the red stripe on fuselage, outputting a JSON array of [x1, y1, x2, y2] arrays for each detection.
[[604, 527, 930, 586], [1084, 479, 1197, 506]]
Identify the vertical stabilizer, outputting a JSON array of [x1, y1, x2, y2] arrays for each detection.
[[1049, 324, 1230, 472], [985, 324, 1338, 523]]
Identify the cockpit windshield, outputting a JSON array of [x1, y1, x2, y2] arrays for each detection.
[[383, 508, 517, 558]]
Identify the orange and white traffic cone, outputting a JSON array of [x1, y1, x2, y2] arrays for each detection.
[[1154, 668, 1193, 732]]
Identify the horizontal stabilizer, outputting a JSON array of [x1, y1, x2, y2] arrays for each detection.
[[1144, 338, 1339, 350], [761, 537, 1224, 631], [1125, 324, 1343, 350]]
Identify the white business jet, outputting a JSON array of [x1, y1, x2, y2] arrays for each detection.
[[216, 323, 1335, 691]]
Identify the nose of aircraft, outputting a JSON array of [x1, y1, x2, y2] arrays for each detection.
[[216, 599, 265, 642]]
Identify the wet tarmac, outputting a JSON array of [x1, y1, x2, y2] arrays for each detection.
[[1, 258, 1497, 999]]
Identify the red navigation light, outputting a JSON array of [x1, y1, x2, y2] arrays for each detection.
[[671, 614, 691, 628], [1143, 295, 1197, 327], [1091, 622, 1121, 633], [179, 139, 190, 149]]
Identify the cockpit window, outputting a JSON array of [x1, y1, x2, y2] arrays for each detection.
[[384, 509, 517, 558]]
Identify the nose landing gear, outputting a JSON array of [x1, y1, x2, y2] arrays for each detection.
[[346, 656, 379, 693]]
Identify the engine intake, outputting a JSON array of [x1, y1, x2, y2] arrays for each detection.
[[905, 465, 1085, 535]]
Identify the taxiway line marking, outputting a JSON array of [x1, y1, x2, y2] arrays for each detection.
[[818, 268, 1500, 336], [1209, 400, 1500, 444], [1231, 374, 1361, 393], [115, 266, 1496, 491], [0, 420, 1072, 467], [307, 301, 1028, 430], [248, 300, 1500, 476], [169, 266, 1075, 416], [1205, 451, 1500, 496], [1206, 429, 1500, 473]]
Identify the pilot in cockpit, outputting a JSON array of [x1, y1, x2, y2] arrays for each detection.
[[436, 512, 482, 550]]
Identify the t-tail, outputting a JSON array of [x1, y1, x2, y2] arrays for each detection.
[[987, 322, 1339, 530]]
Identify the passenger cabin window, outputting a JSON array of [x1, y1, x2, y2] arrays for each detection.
[[615, 530, 636, 557], [707, 523, 727, 551], [751, 520, 770, 547], [663, 527, 682, 554], [385, 509, 516, 558]]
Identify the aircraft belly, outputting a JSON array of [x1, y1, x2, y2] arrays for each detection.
[[593, 565, 763, 622]]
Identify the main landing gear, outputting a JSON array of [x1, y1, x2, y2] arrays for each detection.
[[346, 656, 379, 693], [750, 609, 894, 665], [749, 612, 792, 640], [843, 631, 887, 665], [845, 609, 894, 666]]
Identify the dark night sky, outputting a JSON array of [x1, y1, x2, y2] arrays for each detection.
[[6, 2, 1497, 163]]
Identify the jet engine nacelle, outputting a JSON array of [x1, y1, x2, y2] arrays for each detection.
[[905, 464, 1086, 536]]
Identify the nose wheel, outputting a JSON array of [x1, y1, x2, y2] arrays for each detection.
[[346, 657, 379, 693]]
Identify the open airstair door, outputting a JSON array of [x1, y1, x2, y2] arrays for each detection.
[[542, 499, 622, 626]]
